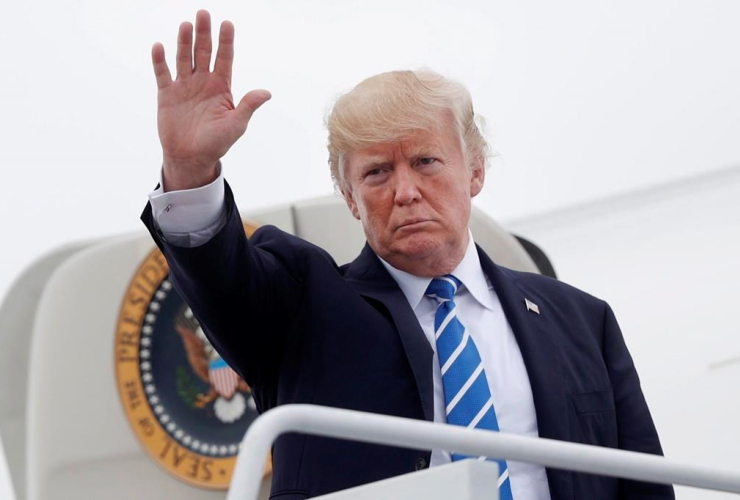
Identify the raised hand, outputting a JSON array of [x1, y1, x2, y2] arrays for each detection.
[[151, 10, 271, 191]]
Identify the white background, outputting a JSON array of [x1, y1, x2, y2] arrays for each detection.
[[1, 0, 739, 498]]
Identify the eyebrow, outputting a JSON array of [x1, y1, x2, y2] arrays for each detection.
[[358, 147, 444, 171], [359, 159, 393, 171]]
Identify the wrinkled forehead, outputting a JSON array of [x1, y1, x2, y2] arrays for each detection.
[[348, 135, 446, 165], [343, 123, 465, 174]]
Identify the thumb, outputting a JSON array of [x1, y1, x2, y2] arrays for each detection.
[[235, 89, 272, 125]]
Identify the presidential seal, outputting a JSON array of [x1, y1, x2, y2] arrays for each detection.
[[115, 221, 269, 489]]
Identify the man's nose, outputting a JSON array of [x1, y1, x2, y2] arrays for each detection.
[[393, 165, 422, 205]]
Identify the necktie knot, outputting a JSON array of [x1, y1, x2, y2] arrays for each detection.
[[425, 275, 462, 303]]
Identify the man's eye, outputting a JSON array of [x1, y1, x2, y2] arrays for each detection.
[[366, 169, 383, 176], [418, 158, 436, 165]]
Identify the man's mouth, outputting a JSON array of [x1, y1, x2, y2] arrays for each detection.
[[397, 219, 431, 230]]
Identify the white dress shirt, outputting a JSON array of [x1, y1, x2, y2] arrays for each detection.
[[148, 169, 551, 499]]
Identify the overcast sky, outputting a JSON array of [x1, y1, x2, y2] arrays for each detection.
[[2, 0, 739, 301]]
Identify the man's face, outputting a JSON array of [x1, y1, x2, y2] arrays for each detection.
[[342, 116, 485, 277]]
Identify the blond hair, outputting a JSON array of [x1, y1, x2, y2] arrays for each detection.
[[326, 69, 490, 190]]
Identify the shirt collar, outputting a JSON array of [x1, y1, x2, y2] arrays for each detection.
[[378, 230, 495, 311]]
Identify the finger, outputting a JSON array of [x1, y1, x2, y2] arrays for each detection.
[[214, 21, 234, 82], [176, 22, 193, 79], [151, 43, 172, 89], [193, 10, 212, 72], [235, 89, 272, 126]]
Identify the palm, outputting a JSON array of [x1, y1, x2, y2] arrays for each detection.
[[158, 74, 238, 163], [151, 11, 270, 190]]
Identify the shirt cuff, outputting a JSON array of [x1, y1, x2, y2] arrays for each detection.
[[148, 163, 227, 247]]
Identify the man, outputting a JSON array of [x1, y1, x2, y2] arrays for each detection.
[[143, 10, 674, 500]]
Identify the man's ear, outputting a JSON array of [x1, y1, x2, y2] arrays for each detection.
[[469, 154, 486, 198], [342, 186, 361, 220]]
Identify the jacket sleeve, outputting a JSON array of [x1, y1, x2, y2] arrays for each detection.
[[602, 303, 675, 499], [140, 180, 303, 393]]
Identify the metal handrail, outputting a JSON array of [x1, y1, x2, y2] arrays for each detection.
[[228, 404, 740, 500]]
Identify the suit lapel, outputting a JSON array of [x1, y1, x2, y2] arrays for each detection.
[[344, 244, 435, 423], [477, 246, 574, 500]]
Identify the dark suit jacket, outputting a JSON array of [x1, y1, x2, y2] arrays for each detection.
[[141, 182, 674, 499]]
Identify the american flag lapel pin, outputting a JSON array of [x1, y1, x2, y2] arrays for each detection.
[[525, 298, 540, 315]]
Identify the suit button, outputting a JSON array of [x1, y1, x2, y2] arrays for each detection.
[[415, 457, 428, 470]]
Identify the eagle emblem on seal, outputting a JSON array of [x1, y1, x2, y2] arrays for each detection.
[[175, 306, 256, 423], [115, 222, 268, 489]]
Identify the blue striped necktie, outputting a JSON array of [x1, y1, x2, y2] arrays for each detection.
[[426, 275, 514, 500]]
